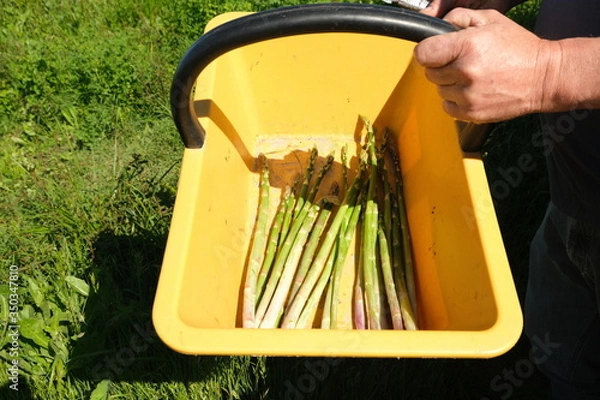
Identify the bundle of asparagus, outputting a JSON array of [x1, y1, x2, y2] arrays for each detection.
[[242, 116, 418, 330]]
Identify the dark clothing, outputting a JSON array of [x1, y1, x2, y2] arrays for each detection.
[[534, 0, 600, 227], [525, 1, 600, 398], [535, 0, 600, 39], [525, 203, 600, 399]]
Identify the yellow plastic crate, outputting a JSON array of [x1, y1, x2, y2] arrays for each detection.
[[152, 4, 522, 358]]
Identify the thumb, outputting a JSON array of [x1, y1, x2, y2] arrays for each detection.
[[413, 31, 463, 68]]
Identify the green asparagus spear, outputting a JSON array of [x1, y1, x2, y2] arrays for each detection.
[[307, 151, 335, 203], [291, 146, 318, 221], [279, 176, 299, 247], [377, 223, 403, 330], [256, 186, 292, 305], [330, 187, 364, 329], [353, 245, 367, 330], [388, 137, 418, 326], [280, 158, 366, 329], [296, 241, 337, 329], [360, 116, 381, 330], [242, 154, 270, 328], [341, 144, 349, 194], [391, 197, 418, 330], [321, 273, 333, 329], [287, 200, 334, 307], [260, 203, 319, 328], [255, 200, 313, 326]]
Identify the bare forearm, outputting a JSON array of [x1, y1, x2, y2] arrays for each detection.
[[542, 38, 600, 112]]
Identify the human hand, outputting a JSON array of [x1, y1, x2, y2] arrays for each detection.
[[421, 0, 514, 18], [413, 8, 556, 123]]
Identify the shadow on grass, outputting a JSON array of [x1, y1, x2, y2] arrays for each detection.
[[68, 229, 179, 378], [261, 339, 550, 400], [67, 228, 254, 387], [0, 378, 34, 400]]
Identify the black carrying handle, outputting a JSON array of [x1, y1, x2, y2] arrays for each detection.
[[170, 3, 488, 152]]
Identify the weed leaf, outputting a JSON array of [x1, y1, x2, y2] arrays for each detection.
[[10, 136, 26, 145], [65, 276, 90, 297], [90, 379, 111, 400], [0, 286, 8, 323], [19, 318, 50, 348], [25, 276, 45, 308]]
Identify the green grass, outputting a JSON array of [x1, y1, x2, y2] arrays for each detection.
[[0, 0, 549, 399]]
